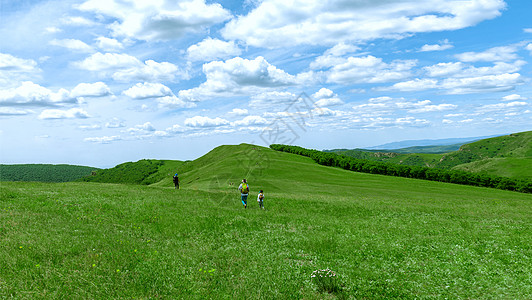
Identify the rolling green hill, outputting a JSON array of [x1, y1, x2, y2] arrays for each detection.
[[442, 131, 532, 179], [0, 164, 99, 182], [328, 131, 532, 180], [80, 159, 184, 185], [1, 143, 531, 298]]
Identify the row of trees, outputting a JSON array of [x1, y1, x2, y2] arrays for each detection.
[[270, 144, 531, 194]]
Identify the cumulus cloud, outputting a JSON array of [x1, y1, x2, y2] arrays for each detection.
[[502, 94, 526, 101], [75, 52, 183, 82], [49, 39, 94, 52], [0, 53, 40, 86], [455, 46, 519, 62], [312, 88, 343, 107], [38, 108, 90, 119], [127, 122, 156, 134], [184, 116, 230, 127], [228, 108, 249, 116], [61, 16, 96, 26], [310, 43, 361, 69], [0, 81, 112, 108], [0, 81, 73, 106], [419, 39, 453, 52], [78, 0, 231, 41], [222, 0, 505, 48], [526, 43, 532, 54], [84, 135, 121, 143], [123, 82, 173, 99], [187, 37, 242, 61], [178, 56, 297, 100], [122, 82, 195, 109], [232, 115, 268, 126], [441, 73, 523, 94], [326, 56, 417, 84], [95, 37, 124, 52], [70, 82, 111, 98]]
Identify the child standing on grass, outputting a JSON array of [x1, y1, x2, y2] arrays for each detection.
[[257, 190, 265, 209]]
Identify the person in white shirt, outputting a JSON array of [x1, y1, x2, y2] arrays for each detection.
[[257, 190, 264, 209]]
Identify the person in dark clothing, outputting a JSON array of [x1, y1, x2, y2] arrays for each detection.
[[173, 173, 180, 189]]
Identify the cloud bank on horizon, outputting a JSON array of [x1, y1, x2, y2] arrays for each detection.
[[1, 0, 531, 167]]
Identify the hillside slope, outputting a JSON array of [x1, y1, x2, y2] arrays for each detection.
[[328, 131, 532, 180], [80, 159, 183, 185], [442, 131, 532, 179]]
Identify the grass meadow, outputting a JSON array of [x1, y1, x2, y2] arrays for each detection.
[[1, 145, 531, 298]]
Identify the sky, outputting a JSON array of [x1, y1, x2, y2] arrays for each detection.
[[1, 0, 531, 168]]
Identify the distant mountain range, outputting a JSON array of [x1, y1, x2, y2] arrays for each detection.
[[366, 134, 504, 150]]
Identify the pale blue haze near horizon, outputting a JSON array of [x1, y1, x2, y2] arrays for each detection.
[[1, 0, 531, 168]]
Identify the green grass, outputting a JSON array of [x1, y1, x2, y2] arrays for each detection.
[[0, 164, 99, 182], [1, 144, 532, 298]]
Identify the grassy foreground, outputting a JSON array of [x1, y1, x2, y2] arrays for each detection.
[[1, 145, 531, 298]]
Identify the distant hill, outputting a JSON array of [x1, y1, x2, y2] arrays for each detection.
[[366, 134, 502, 149], [79, 159, 184, 185], [327, 131, 532, 180], [0, 164, 99, 182]]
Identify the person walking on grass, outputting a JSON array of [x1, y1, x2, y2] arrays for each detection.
[[173, 173, 180, 189], [257, 190, 265, 209], [238, 179, 249, 208]]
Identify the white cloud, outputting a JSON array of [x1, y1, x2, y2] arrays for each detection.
[[127, 122, 156, 134], [441, 73, 522, 94], [78, 0, 231, 42], [312, 88, 343, 107], [326, 56, 417, 84], [105, 118, 125, 128], [526, 43, 532, 54], [478, 101, 528, 112], [178, 56, 297, 100], [184, 116, 230, 127], [187, 37, 241, 61], [50, 39, 94, 52], [228, 108, 249, 116], [0, 107, 33, 116], [70, 82, 111, 98], [455, 46, 518, 62], [222, 0, 505, 48], [310, 43, 361, 69], [419, 39, 453, 52], [0, 53, 40, 86], [61, 16, 96, 26], [232, 115, 268, 126], [84, 135, 121, 143], [75, 52, 182, 82], [79, 124, 102, 130], [123, 82, 173, 99], [502, 94, 526, 101], [524, 28, 532, 33], [384, 78, 439, 92], [0, 81, 74, 106], [95, 37, 124, 52], [157, 95, 197, 109], [38, 108, 90, 119]]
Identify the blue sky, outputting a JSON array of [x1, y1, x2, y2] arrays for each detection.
[[1, 0, 531, 168]]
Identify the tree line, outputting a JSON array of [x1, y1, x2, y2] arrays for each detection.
[[270, 144, 531, 194]]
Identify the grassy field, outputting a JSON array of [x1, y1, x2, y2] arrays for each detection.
[[1, 145, 531, 298]]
